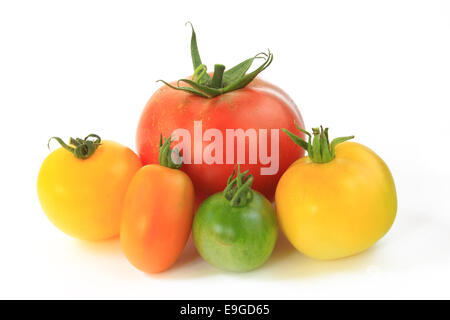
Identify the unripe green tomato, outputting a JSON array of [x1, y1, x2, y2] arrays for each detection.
[[193, 191, 278, 272]]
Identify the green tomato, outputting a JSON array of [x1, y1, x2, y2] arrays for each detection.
[[193, 190, 278, 272]]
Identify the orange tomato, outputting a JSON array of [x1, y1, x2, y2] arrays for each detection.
[[120, 137, 195, 273]]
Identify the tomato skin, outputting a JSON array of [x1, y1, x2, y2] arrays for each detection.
[[275, 142, 397, 260], [120, 165, 195, 273], [37, 141, 142, 241], [193, 191, 278, 272], [136, 78, 305, 206]]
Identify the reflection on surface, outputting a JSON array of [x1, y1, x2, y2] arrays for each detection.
[[73, 228, 384, 280]]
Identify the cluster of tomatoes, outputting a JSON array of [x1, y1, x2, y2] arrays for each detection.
[[37, 25, 397, 274]]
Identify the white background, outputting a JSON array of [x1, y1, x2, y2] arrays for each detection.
[[1, 0, 449, 299]]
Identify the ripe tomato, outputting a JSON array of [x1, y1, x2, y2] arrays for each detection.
[[193, 166, 277, 272], [275, 126, 397, 260], [120, 137, 195, 273], [37, 135, 141, 241], [136, 25, 304, 206]]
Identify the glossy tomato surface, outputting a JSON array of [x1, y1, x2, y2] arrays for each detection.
[[136, 78, 305, 205], [275, 142, 397, 260], [193, 191, 278, 272], [120, 164, 195, 273], [37, 141, 142, 241]]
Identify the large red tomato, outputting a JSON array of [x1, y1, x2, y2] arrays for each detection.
[[136, 25, 305, 206]]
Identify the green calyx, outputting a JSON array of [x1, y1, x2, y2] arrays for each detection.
[[158, 22, 273, 98], [223, 164, 254, 207], [283, 124, 355, 163], [48, 134, 101, 160], [159, 135, 182, 169]]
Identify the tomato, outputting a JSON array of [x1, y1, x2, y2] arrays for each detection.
[[120, 137, 195, 273], [37, 135, 141, 241], [193, 165, 277, 272], [136, 25, 304, 207], [275, 126, 397, 260]]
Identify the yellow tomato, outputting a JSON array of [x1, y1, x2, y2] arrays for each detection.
[[275, 127, 397, 260], [37, 135, 141, 241]]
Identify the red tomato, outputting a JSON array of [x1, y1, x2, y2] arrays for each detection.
[[136, 78, 304, 206]]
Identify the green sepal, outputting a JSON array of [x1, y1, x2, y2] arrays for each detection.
[[186, 21, 211, 85], [222, 57, 254, 86], [282, 125, 354, 164], [330, 135, 355, 158], [282, 129, 309, 151], [220, 51, 273, 93], [156, 80, 210, 98], [158, 135, 182, 169], [177, 79, 223, 98], [192, 64, 208, 84], [320, 127, 332, 163], [159, 23, 273, 98], [222, 52, 266, 86], [223, 164, 254, 207], [48, 134, 101, 160], [48, 137, 75, 153]]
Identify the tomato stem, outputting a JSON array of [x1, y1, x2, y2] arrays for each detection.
[[283, 125, 354, 163], [158, 135, 182, 169], [47, 134, 101, 159], [158, 23, 273, 98], [211, 64, 225, 89], [223, 165, 254, 207]]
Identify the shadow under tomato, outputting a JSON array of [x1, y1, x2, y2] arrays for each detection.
[[260, 231, 382, 280], [71, 227, 384, 280], [74, 236, 122, 257], [72, 233, 219, 279], [152, 234, 221, 279], [171, 234, 200, 269]]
